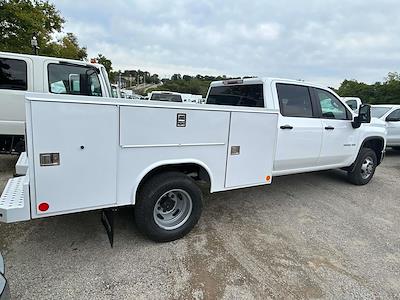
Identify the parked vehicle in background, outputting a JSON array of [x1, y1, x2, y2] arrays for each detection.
[[149, 91, 202, 103], [0, 77, 385, 243], [371, 105, 400, 150], [343, 97, 362, 112], [0, 51, 113, 154], [149, 91, 183, 102], [111, 84, 121, 98], [181, 93, 202, 103], [0, 253, 10, 300], [120, 89, 141, 100]]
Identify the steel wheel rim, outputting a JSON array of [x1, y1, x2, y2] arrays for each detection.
[[361, 156, 374, 179], [153, 189, 193, 230]]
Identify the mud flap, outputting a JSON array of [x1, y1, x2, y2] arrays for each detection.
[[101, 209, 116, 248]]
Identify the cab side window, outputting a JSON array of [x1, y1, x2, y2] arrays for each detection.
[[48, 63, 102, 96], [315, 89, 350, 120], [0, 58, 27, 90], [277, 83, 313, 118]]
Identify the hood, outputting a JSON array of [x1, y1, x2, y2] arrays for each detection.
[[369, 117, 386, 127]]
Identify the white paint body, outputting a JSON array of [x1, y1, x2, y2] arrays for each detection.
[[0, 78, 387, 223], [371, 104, 400, 147], [0, 51, 112, 136]]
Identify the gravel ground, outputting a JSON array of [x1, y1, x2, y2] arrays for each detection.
[[0, 150, 399, 299]]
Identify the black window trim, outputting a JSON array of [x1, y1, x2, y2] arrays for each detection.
[[311, 87, 352, 120], [47, 62, 102, 96], [276, 82, 319, 119], [0, 57, 28, 91]]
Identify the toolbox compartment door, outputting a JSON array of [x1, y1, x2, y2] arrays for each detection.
[[225, 112, 278, 188], [30, 101, 118, 216]]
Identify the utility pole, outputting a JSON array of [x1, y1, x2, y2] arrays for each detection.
[[31, 33, 39, 55]]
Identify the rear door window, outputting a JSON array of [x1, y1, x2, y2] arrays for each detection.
[[48, 63, 102, 96], [207, 84, 264, 107], [0, 58, 28, 90], [276, 83, 313, 117]]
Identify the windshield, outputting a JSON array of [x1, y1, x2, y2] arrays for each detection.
[[151, 93, 182, 102], [371, 107, 391, 118]]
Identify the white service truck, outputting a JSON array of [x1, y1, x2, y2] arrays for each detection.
[[0, 51, 113, 154], [0, 78, 386, 242]]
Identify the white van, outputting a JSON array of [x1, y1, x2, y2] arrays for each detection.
[[0, 51, 113, 153]]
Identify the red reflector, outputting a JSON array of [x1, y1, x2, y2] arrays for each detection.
[[38, 202, 49, 212]]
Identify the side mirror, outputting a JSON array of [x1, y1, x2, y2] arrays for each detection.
[[352, 104, 371, 129]]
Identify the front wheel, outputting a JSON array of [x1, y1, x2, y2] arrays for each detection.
[[135, 171, 203, 242], [347, 148, 377, 185]]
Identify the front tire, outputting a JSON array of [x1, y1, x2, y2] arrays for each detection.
[[347, 148, 377, 185], [135, 171, 203, 242]]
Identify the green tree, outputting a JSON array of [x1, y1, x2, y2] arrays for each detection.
[[44, 33, 87, 60], [171, 74, 182, 81], [337, 74, 400, 105], [0, 0, 86, 60], [96, 54, 112, 73]]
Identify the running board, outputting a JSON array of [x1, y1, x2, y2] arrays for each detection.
[[0, 175, 31, 223]]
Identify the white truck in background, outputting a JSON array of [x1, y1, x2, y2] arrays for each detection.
[[0, 77, 386, 243], [0, 51, 113, 154], [343, 97, 363, 112], [149, 91, 203, 103], [371, 104, 400, 149]]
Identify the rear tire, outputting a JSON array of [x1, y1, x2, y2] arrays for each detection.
[[135, 171, 203, 242], [347, 148, 377, 185]]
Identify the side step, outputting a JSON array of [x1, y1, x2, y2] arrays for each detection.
[[15, 152, 28, 176], [0, 175, 30, 223]]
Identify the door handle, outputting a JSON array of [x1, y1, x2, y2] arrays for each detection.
[[325, 126, 335, 130], [280, 125, 293, 130]]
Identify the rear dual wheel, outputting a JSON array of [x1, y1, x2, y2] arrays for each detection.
[[135, 172, 203, 242]]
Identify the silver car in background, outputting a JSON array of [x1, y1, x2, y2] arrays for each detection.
[[371, 105, 400, 150], [0, 253, 10, 300]]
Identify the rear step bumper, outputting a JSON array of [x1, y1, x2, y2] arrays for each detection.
[[0, 175, 30, 223], [15, 152, 28, 176]]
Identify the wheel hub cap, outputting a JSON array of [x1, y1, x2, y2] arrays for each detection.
[[153, 189, 193, 230], [361, 156, 374, 179]]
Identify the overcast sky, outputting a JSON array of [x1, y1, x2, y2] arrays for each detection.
[[51, 0, 400, 87]]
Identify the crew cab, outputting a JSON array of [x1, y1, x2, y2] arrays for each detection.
[[0, 51, 113, 154], [0, 78, 386, 243]]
